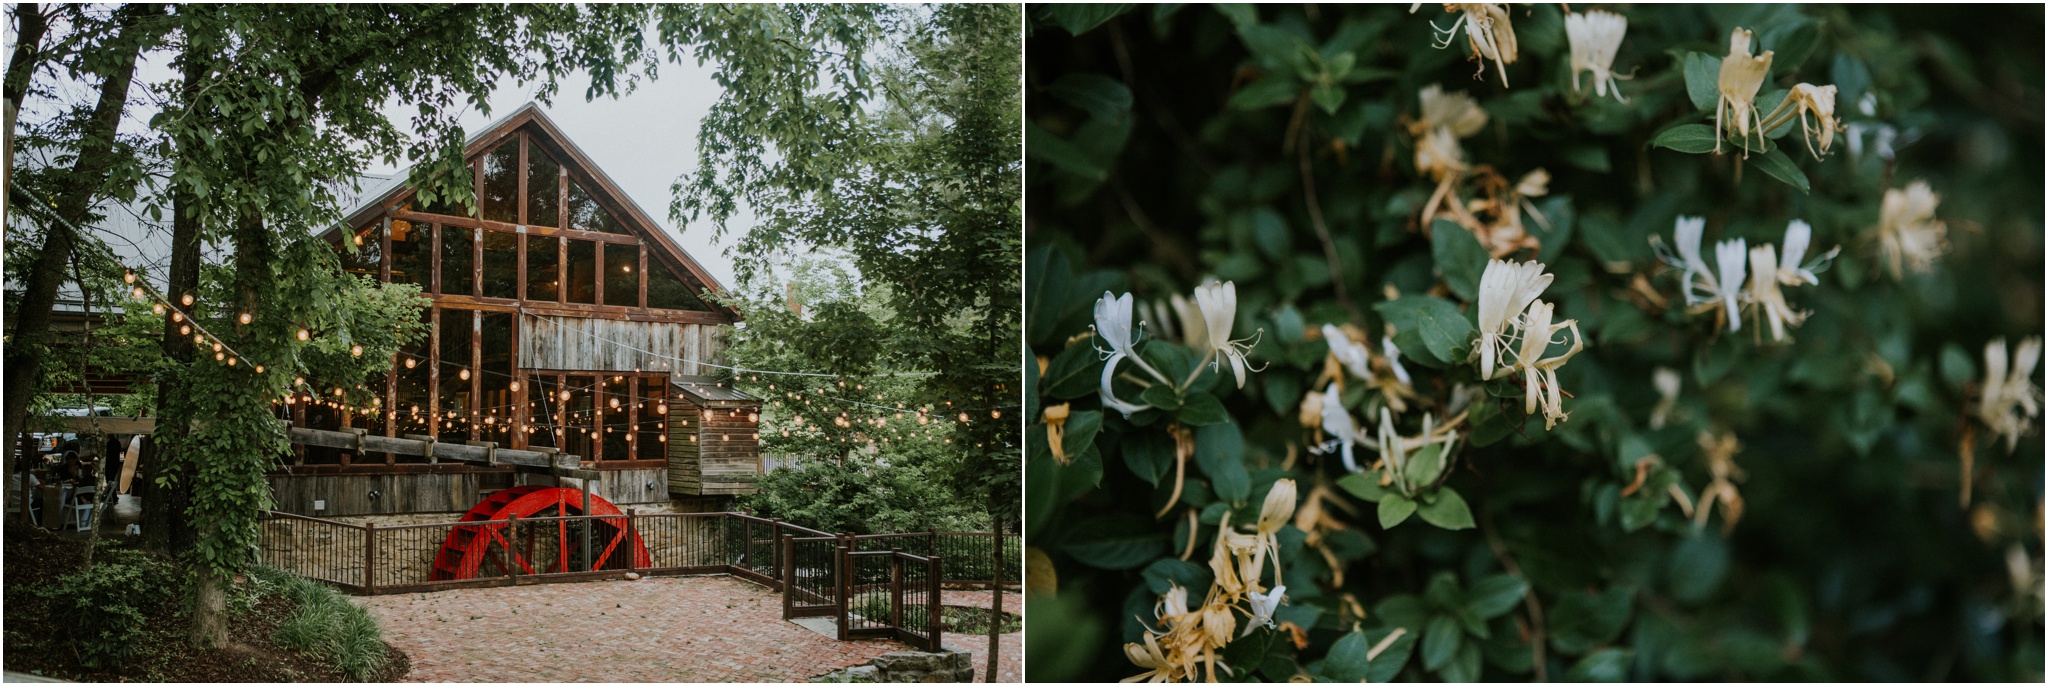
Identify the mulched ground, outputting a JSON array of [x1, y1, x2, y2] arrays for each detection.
[[2, 520, 410, 682]]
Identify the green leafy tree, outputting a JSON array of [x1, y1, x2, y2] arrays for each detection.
[[1027, 4, 2041, 682]]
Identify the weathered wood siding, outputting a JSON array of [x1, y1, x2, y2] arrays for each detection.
[[587, 468, 670, 505], [269, 473, 479, 517], [667, 403, 761, 495], [520, 314, 725, 374]]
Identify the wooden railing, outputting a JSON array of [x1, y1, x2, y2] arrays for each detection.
[[258, 510, 1006, 651]]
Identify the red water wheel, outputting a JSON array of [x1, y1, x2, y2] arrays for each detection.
[[427, 486, 652, 581]]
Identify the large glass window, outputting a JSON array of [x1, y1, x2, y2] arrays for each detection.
[[480, 231, 519, 299], [563, 375, 596, 461], [637, 378, 666, 461], [479, 313, 514, 445], [440, 226, 474, 297], [525, 235, 559, 302], [417, 163, 475, 217], [645, 260, 709, 311], [567, 178, 628, 234], [565, 239, 597, 304], [603, 243, 639, 307], [481, 139, 519, 224], [389, 220, 430, 288], [526, 144, 561, 227], [438, 309, 473, 441], [527, 374, 558, 450], [392, 309, 433, 461], [602, 375, 631, 461]]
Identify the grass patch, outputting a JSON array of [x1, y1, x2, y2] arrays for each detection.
[[250, 565, 389, 682], [941, 605, 1020, 634]]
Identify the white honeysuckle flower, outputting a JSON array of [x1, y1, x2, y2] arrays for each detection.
[[1169, 292, 1205, 349], [1716, 28, 1774, 154], [1241, 586, 1286, 637], [1320, 383, 1365, 472], [1323, 324, 1378, 384], [1877, 180, 1949, 279], [1774, 219, 1840, 287], [1475, 259, 1555, 380], [1374, 406, 1406, 474], [1258, 479, 1298, 537], [1195, 280, 1261, 388], [1565, 10, 1629, 102], [1713, 238, 1750, 333], [1650, 366, 1682, 430], [1511, 299, 1585, 428], [1093, 291, 1155, 418], [1662, 215, 1719, 305], [1382, 337, 1414, 386], [1979, 337, 2043, 453], [1745, 244, 1807, 342]]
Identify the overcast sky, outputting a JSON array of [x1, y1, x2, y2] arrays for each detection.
[[364, 61, 747, 289]]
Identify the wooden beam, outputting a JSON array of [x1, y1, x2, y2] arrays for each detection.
[[287, 426, 578, 470], [48, 416, 157, 434]]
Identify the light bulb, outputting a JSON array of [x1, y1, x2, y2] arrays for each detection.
[[509, 381, 520, 392], [254, 365, 264, 373], [123, 270, 135, 284], [958, 412, 968, 423], [991, 410, 1001, 419], [181, 294, 193, 306], [404, 358, 416, 369], [172, 312, 183, 322], [226, 357, 236, 366], [152, 303, 165, 315], [297, 328, 310, 341], [238, 312, 251, 325], [351, 344, 364, 357], [214, 351, 224, 361], [458, 368, 470, 380], [131, 286, 145, 299], [180, 324, 191, 336]]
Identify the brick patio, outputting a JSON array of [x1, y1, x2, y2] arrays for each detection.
[[357, 575, 904, 682], [940, 589, 1023, 683]]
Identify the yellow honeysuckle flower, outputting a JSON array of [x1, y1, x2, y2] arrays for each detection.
[[1876, 180, 1949, 279], [1716, 28, 1774, 155]]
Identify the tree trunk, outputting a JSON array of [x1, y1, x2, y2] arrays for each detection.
[[3, 3, 48, 208], [141, 44, 206, 556], [1, 4, 160, 513], [986, 514, 1003, 682], [188, 562, 228, 649]]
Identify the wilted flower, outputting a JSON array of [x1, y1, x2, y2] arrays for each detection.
[[1475, 259, 1554, 380], [1759, 83, 1842, 158], [1043, 402, 1072, 464], [1420, 3, 1519, 87], [1259, 479, 1299, 537], [1876, 181, 1949, 279], [1319, 383, 1367, 472], [1715, 28, 1774, 154], [1323, 324, 1378, 384], [1195, 281, 1261, 389], [1410, 85, 1488, 184], [1650, 367, 1683, 429], [1745, 243, 1808, 342], [1565, 10, 1629, 101], [1979, 337, 2043, 453], [1693, 430, 1746, 535]]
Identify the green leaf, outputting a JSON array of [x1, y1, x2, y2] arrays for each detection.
[[1311, 83, 1345, 115], [1121, 431, 1174, 486], [1041, 341, 1105, 399], [1430, 219, 1489, 301], [1060, 516, 1169, 570], [1138, 383, 1181, 410], [1466, 575, 1530, 619], [1337, 472, 1389, 502], [1251, 208, 1292, 260], [1403, 442, 1446, 489], [1177, 392, 1230, 426], [1044, 4, 1133, 36], [1441, 641, 1482, 683], [1375, 296, 1475, 368], [1762, 18, 1820, 77], [1650, 124, 1720, 154], [1568, 648, 1634, 682], [1228, 74, 1302, 110], [1141, 557, 1212, 595], [1046, 73, 1133, 123], [1322, 628, 1372, 681], [1467, 396, 1516, 447], [1194, 422, 1251, 504], [1422, 614, 1463, 670], [1062, 410, 1105, 457], [1666, 534, 1731, 604], [1549, 587, 1635, 655], [1749, 146, 1811, 193], [1378, 492, 1417, 529], [1682, 52, 1722, 112], [1415, 487, 1476, 530], [1025, 120, 1109, 181]]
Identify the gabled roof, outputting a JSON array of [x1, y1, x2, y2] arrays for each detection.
[[337, 102, 732, 308]]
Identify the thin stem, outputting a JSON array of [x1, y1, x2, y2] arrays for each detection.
[[1298, 131, 1364, 324]]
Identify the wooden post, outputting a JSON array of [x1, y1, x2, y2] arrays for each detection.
[[835, 536, 851, 641], [988, 529, 1003, 680], [780, 533, 795, 619], [770, 519, 783, 582], [363, 521, 377, 594], [509, 514, 523, 582], [889, 548, 904, 632], [928, 554, 943, 652], [625, 508, 638, 575], [580, 478, 593, 572]]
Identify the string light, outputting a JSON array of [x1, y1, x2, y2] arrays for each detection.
[[181, 294, 193, 306], [151, 303, 165, 315], [351, 344, 365, 357], [238, 312, 252, 325], [298, 328, 310, 341]]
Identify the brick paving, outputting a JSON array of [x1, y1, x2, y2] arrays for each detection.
[[940, 589, 1022, 683], [356, 575, 905, 682]]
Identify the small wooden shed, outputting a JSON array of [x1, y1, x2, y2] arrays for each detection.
[[667, 379, 762, 496]]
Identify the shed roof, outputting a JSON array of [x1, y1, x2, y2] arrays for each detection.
[[670, 378, 760, 405]]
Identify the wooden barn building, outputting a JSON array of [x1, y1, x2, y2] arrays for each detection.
[[269, 104, 764, 518]]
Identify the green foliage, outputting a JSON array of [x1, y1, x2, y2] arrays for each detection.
[[251, 566, 389, 682], [1028, 3, 2043, 682], [739, 450, 988, 535], [35, 548, 179, 669]]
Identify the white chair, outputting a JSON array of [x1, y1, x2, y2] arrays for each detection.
[[70, 484, 96, 532]]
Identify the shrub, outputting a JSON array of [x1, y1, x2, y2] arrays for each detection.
[[36, 547, 178, 669], [250, 566, 388, 682]]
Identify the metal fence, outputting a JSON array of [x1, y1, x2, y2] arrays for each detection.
[[257, 510, 1000, 651]]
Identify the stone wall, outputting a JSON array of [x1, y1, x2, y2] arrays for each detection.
[[816, 647, 975, 683]]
